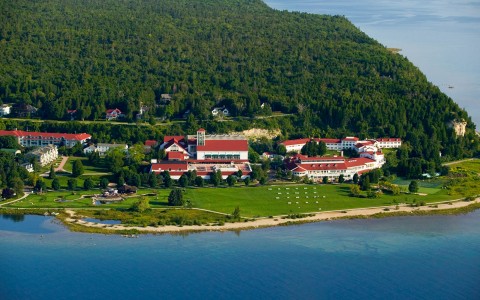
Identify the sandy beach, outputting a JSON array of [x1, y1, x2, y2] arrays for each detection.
[[63, 198, 480, 234]]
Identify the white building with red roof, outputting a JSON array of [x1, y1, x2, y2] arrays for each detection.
[[151, 129, 251, 179], [376, 138, 402, 148], [280, 136, 401, 153], [0, 129, 91, 148], [105, 108, 124, 120], [280, 138, 312, 153], [285, 153, 384, 182]]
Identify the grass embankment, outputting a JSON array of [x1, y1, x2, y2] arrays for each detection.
[[352, 201, 480, 220], [65, 208, 234, 227]]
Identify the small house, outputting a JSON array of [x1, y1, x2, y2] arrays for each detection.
[[106, 108, 124, 120]]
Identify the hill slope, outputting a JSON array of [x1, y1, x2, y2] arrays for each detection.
[[0, 0, 478, 162]]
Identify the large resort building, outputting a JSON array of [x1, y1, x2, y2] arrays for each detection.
[[285, 152, 385, 182], [151, 129, 251, 179], [280, 136, 401, 153], [280, 136, 394, 182], [0, 129, 91, 148]]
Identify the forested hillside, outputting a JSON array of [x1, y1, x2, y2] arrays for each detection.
[[0, 0, 478, 163]]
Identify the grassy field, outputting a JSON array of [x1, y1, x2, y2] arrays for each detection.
[[73, 208, 230, 227], [6, 189, 171, 209], [448, 159, 480, 174], [187, 184, 455, 217], [6, 183, 456, 217], [63, 156, 111, 174]]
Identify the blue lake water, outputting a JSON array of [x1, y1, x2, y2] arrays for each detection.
[[1, 212, 479, 299], [264, 0, 480, 126]]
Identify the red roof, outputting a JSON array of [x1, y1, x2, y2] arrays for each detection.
[[166, 151, 185, 161], [197, 139, 248, 152], [377, 138, 402, 142], [150, 162, 188, 173], [342, 137, 359, 142], [345, 158, 375, 167], [106, 108, 122, 114], [197, 128, 206, 132], [163, 136, 185, 143], [0, 130, 91, 141], [280, 138, 311, 147], [316, 138, 341, 144], [144, 140, 158, 147], [163, 138, 188, 153]]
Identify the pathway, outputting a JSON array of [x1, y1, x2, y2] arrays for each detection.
[[0, 191, 32, 207], [55, 156, 69, 172], [442, 157, 478, 166]]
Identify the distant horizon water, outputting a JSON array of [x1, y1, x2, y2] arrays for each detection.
[[264, 0, 480, 127]]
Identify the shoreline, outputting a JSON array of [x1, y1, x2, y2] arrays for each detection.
[[59, 198, 480, 235]]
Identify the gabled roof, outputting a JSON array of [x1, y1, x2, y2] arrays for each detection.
[[163, 136, 185, 143], [163, 138, 188, 153], [280, 138, 311, 147], [0, 130, 91, 141], [197, 139, 248, 152], [106, 108, 122, 114]]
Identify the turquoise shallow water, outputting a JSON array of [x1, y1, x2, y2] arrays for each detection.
[[1, 212, 479, 299]]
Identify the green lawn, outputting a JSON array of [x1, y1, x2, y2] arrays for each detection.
[[6, 183, 461, 218], [448, 159, 480, 174], [186, 184, 455, 217], [7, 189, 170, 209], [63, 156, 110, 174]]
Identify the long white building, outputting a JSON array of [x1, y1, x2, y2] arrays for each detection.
[[280, 136, 401, 153], [285, 153, 385, 182], [0, 130, 91, 148]]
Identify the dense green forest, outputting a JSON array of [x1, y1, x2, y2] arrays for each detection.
[[0, 0, 478, 165]]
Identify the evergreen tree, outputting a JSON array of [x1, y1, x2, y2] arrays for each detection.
[[83, 178, 94, 190], [339, 174, 345, 183], [72, 160, 84, 177], [195, 176, 204, 187], [49, 165, 56, 179], [353, 173, 359, 184], [51, 178, 60, 190], [226, 175, 236, 187], [148, 173, 158, 188], [179, 174, 188, 187], [168, 188, 184, 206], [100, 177, 109, 189], [163, 171, 172, 188], [408, 180, 419, 193], [67, 178, 77, 190]]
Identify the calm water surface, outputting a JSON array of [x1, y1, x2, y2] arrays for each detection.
[[1, 212, 479, 299], [264, 0, 480, 126]]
